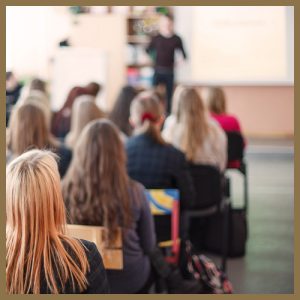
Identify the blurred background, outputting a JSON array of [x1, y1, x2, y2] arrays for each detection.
[[6, 6, 294, 293]]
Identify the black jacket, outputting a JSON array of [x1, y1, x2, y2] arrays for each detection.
[[126, 133, 195, 210], [40, 239, 110, 294]]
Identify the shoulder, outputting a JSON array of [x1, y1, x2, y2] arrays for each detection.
[[125, 135, 140, 149], [78, 240, 104, 270], [227, 114, 241, 127], [164, 115, 176, 128], [209, 118, 226, 135], [165, 143, 186, 161], [174, 34, 183, 42], [128, 180, 147, 203], [152, 34, 161, 42], [208, 119, 227, 143], [78, 239, 100, 258], [130, 179, 145, 193], [55, 144, 72, 157]]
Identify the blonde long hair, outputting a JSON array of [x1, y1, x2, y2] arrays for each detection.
[[65, 96, 105, 148], [130, 91, 166, 145], [173, 87, 210, 161], [6, 150, 89, 294], [7, 102, 59, 156], [63, 120, 132, 246]]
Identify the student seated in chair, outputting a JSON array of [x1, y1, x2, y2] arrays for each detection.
[[63, 120, 201, 294], [7, 102, 72, 178], [205, 86, 243, 134], [162, 86, 227, 172], [62, 120, 157, 293], [6, 149, 109, 294], [126, 90, 195, 210]]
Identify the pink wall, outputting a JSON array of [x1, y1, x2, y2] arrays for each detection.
[[200, 86, 294, 138]]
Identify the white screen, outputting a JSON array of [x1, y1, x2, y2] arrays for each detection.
[[175, 6, 293, 85]]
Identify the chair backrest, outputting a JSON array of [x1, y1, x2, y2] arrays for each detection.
[[66, 224, 123, 270], [145, 189, 180, 264], [226, 131, 244, 162], [188, 164, 223, 209]]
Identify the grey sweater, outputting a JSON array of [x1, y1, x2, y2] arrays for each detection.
[[106, 181, 156, 293]]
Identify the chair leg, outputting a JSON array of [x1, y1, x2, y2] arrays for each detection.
[[243, 164, 249, 214], [221, 202, 229, 272]]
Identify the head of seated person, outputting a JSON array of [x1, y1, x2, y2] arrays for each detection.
[[29, 77, 47, 94], [129, 90, 166, 145], [85, 81, 101, 97], [6, 149, 109, 294], [109, 85, 138, 137], [65, 95, 105, 149], [163, 86, 227, 172], [63, 119, 133, 246], [17, 91, 52, 129], [7, 103, 71, 177], [204, 86, 241, 133]]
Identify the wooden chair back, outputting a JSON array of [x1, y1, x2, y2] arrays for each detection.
[[66, 224, 123, 270]]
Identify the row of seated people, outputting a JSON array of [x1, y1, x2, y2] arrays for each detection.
[[6, 77, 245, 294]]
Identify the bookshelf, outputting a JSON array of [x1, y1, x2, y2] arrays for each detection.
[[125, 6, 173, 88]]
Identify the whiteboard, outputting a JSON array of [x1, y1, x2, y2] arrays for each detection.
[[175, 6, 294, 85], [50, 47, 108, 111]]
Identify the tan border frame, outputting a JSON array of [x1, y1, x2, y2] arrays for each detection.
[[1, 1, 297, 299]]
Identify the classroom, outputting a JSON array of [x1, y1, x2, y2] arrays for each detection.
[[5, 5, 294, 294]]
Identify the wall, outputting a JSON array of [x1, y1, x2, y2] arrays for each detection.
[[174, 6, 294, 138], [68, 14, 126, 110], [6, 6, 71, 78], [198, 86, 294, 138]]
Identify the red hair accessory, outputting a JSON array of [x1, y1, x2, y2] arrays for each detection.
[[141, 112, 157, 123]]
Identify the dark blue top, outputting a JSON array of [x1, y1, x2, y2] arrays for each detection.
[[126, 133, 195, 210]]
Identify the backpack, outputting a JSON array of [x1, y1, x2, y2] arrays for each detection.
[[180, 240, 233, 294]]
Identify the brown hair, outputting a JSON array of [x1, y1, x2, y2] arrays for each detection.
[[173, 87, 210, 162], [62, 120, 132, 245], [207, 86, 227, 114], [65, 96, 105, 148], [109, 85, 138, 136], [6, 149, 89, 294], [8, 103, 59, 156], [29, 78, 47, 94], [130, 91, 166, 145]]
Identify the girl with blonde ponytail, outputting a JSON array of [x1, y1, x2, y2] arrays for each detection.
[[6, 149, 109, 294]]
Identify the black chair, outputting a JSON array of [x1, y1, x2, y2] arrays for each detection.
[[226, 131, 248, 213], [181, 164, 230, 272]]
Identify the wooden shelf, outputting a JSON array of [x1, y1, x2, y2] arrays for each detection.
[[127, 14, 159, 20], [127, 63, 153, 68], [127, 35, 150, 44]]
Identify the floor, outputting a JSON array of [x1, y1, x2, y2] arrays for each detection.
[[211, 138, 294, 294]]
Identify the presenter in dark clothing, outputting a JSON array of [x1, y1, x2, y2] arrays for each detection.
[[146, 14, 187, 114]]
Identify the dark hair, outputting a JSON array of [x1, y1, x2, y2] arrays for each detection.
[[6, 71, 13, 81], [29, 78, 47, 94], [109, 85, 138, 136], [163, 13, 174, 21], [85, 82, 101, 96]]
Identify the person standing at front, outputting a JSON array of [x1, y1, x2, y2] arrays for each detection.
[[146, 14, 187, 114]]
